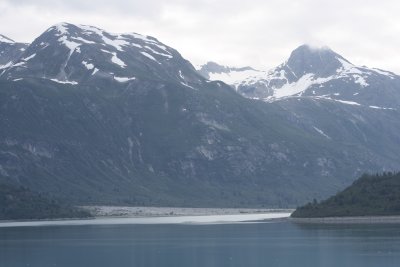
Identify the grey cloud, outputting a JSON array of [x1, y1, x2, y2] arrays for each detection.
[[0, 0, 399, 73]]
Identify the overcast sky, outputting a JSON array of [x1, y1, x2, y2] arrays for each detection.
[[1, 0, 399, 73]]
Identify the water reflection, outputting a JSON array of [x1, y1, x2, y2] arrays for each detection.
[[2, 220, 400, 267]]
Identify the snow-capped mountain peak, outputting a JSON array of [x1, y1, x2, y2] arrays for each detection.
[[1, 22, 203, 87], [283, 44, 352, 80], [201, 44, 400, 107], [49, 22, 172, 57]]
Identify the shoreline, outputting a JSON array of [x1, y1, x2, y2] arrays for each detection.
[[290, 215, 400, 224], [81, 206, 293, 218], [0, 207, 292, 227]]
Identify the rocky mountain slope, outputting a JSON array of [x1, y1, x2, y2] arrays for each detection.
[[198, 46, 400, 187], [0, 34, 28, 67], [0, 25, 399, 207]]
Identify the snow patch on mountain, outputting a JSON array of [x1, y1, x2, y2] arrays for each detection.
[[23, 53, 36, 61], [110, 52, 126, 68], [54, 23, 69, 35], [82, 61, 94, 70], [58, 36, 80, 56], [313, 126, 331, 139], [0, 62, 13, 70], [101, 35, 129, 52], [353, 75, 369, 87], [50, 78, 78, 85], [0, 34, 14, 43], [271, 74, 332, 99], [209, 68, 266, 86], [70, 37, 95, 44], [101, 49, 126, 68], [77, 24, 104, 37], [144, 45, 173, 59], [114, 76, 136, 82], [11, 62, 25, 67], [141, 52, 160, 64], [336, 58, 354, 71], [180, 82, 195, 90], [178, 70, 184, 79], [313, 96, 361, 106], [369, 105, 396, 110]]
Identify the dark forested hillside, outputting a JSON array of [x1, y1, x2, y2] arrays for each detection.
[[0, 183, 91, 220], [291, 172, 400, 218]]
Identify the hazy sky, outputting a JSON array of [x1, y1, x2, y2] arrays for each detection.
[[1, 0, 399, 73]]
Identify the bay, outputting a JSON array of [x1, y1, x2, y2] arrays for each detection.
[[1, 214, 400, 267]]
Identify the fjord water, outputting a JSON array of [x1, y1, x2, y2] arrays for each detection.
[[1, 220, 400, 267]]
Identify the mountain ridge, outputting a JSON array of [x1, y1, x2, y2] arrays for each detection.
[[198, 44, 400, 108], [0, 34, 15, 44], [1, 22, 204, 90], [0, 24, 400, 208]]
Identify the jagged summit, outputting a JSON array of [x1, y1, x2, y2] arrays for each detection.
[[285, 44, 352, 80]]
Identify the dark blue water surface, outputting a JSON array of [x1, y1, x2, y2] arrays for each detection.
[[1, 221, 400, 267]]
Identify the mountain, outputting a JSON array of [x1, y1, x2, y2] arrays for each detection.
[[0, 34, 28, 68], [291, 172, 400, 218], [198, 45, 400, 204], [199, 46, 400, 166], [197, 61, 264, 84], [0, 25, 399, 208], [1, 23, 202, 88], [200, 45, 400, 107], [0, 23, 320, 207]]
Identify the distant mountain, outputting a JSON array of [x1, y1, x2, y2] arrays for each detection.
[[291, 172, 400, 218], [197, 61, 263, 83], [199, 46, 400, 185], [200, 45, 400, 108], [0, 34, 28, 68], [0, 25, 400, 208]]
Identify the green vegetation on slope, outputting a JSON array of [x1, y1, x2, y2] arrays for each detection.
[[291, 172, 400, 218], [0, 183, 91, 220]]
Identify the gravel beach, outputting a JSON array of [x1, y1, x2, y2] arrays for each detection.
[[82, 206, 292, 218]]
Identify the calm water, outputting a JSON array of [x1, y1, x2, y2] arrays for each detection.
[[1, 219, 400, 267]]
